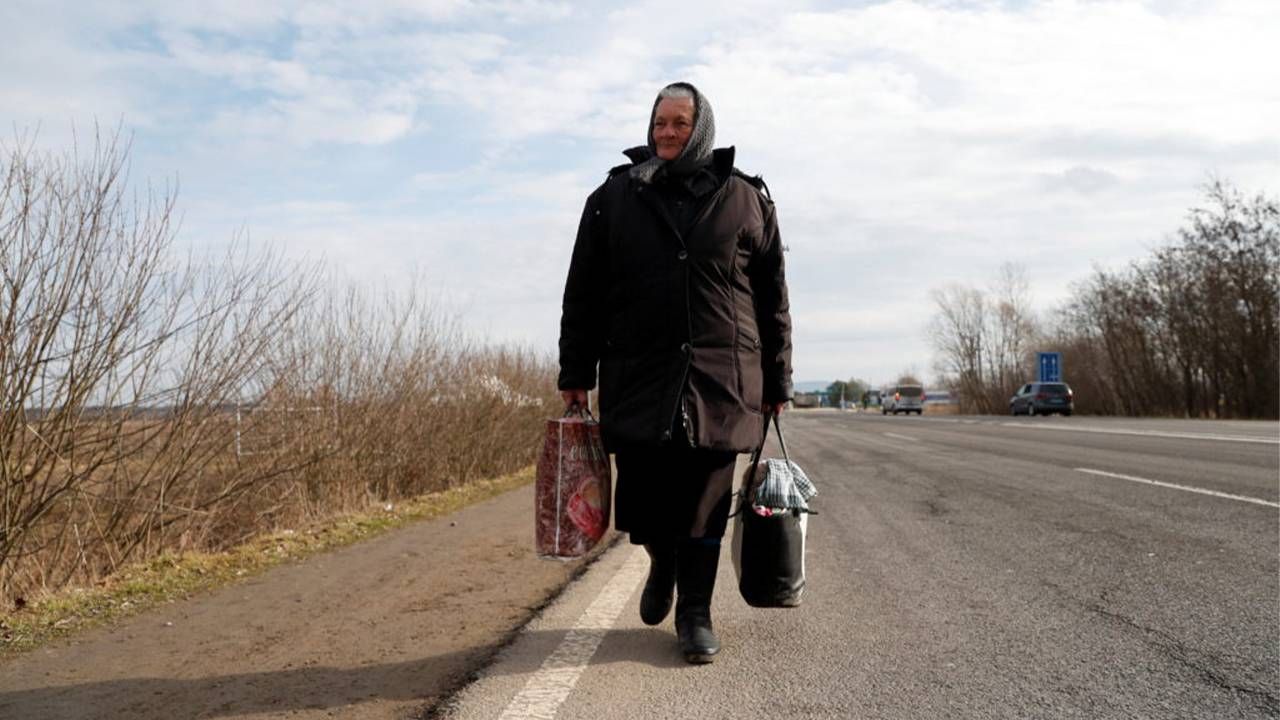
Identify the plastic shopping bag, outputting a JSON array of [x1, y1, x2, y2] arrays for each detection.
[[535, 408, 611, 559]]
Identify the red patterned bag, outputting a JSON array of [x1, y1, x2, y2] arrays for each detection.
[[535, 408, 611, 559]]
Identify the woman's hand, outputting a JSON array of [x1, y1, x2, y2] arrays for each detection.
[[561, 389, 589, 411], [763, 402, 787, 416]]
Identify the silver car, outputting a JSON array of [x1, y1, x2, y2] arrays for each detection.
[[882, 384, 925, 415]]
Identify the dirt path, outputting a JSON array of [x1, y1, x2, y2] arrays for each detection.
[[0, 484, 614, 719]]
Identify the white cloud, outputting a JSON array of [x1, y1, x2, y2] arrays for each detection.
[[2, 0, 1277, 387], [1038, 165, 1121, 194]]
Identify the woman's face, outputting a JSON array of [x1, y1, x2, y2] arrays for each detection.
[[652, 97, 695, 161]]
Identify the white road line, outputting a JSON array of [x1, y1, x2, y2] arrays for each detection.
[[883, 432, 918, 442], [497, 546, 647, 720], [1074, 468, 1280, 508], [1004, 422, 1279, 445]]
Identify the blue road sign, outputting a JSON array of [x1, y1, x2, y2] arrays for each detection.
[[1038, 352, 1062, 383]]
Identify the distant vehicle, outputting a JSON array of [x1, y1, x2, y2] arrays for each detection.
[[1010, 382, 1074, 416], [882, 384, 925, 415], [923, 389, 954, 405], [792, 392, 821, 409]]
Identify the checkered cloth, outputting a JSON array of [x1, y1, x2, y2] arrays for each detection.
[[751, 458, 817, 511]]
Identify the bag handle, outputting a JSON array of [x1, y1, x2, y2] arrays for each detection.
[[562, 404, 597, 422], [747, 411, 791, 466], [732, 411, 816, 518], [742, 411, 772, 490], [772, 413, 792, 465], [736, 410, 789, 511]]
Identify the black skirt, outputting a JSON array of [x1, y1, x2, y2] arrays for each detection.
[[613, 444, 738, 545]]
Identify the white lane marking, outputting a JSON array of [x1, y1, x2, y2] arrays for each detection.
[[1074, 468, 1280, 508], [497, 546, 647, 720], [1004, 422, 1279, 445], [883, 432, 918, 442]]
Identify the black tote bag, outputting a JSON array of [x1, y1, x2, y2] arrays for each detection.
[[731, 412, 812, 608]]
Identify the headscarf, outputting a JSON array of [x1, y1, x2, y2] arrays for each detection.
[[629, 82, 716, 184]]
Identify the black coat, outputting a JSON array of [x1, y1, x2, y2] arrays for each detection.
[[558, 147, 793, 453]]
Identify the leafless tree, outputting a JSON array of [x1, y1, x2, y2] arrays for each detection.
[[985, 263, 1036, 408], [928, 284, 991, 412], [1014, 180, 1277, 418]]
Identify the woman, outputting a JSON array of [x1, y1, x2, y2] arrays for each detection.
[[558, 82, 793, 663]]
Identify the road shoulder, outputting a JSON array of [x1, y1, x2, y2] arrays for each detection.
[[0, 483, 616, 720]]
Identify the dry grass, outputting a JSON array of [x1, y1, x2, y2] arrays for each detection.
[[2, 324, 554, 612], [1, 130, 557, 638], [0, 466, 535, 659]]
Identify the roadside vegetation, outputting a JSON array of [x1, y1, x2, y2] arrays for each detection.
[[929, 181, 1279, 418], [0, 467, 533, 658], [0, 131, 556, 625]]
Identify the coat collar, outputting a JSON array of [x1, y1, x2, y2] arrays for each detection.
[[622, 145, 652, 165], [623, 146, 738, 249], [620, 146, 737, 196]]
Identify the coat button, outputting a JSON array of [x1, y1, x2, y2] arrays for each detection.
[[681, 342, 692, 354], [677, 250, 688, 260]]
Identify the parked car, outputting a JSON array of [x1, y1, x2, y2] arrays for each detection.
[[882, 384, 925, 415], [1010, 382, 1074, 416]]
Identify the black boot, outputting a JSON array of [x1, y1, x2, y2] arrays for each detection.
[[640, 543, 677, 625], [675, 540, 722, 664]]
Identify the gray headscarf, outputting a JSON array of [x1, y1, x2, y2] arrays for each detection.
[[629, 82, 716, 184]]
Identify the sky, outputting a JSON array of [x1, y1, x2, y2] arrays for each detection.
[[2, 0, 1277, 388]]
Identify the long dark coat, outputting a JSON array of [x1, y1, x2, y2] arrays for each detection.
[[558, 147, 793, 453]]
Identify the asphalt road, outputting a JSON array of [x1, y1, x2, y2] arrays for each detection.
[[441, 413, 1280, 720]]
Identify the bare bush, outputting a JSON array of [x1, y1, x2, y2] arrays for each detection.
[[1050, 181, 1278, 417], [0, 130, 319, 598], [0, 132, 557, 608], [930, 181, 1278, 418], [262, 284, 554, 520]]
